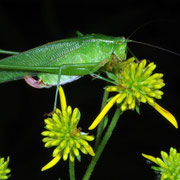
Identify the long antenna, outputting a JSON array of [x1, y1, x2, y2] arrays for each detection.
[[127, 19, 175, 39], [129, 39, 180, 57], [126, 20, 180, 57], [128, 20, 156, 39]]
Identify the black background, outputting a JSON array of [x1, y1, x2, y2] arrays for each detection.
[[0, 1, 180, 180]]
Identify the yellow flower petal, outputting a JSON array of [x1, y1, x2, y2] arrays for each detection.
[[106, 86, 118, 92], [116, 93, 126, 104], [59, 86, 67, 111], [41, 153, 61, 171], [153, 103, 178, 129], [142, 153, 157, 164], [85, 145, 95, 156], [88, 94, 121, 130]]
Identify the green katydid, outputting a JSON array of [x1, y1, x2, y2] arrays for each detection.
[[0, 32, 179, 108], [0, 33, 128, 86], [0, 33, 129, 108]]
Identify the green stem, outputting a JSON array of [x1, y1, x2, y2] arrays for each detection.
[[69, 160, 75, 180], [94, 90, 109, 150], [82, 108, 122, 180]]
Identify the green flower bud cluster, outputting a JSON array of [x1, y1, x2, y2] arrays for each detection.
[[106, 57, 165, 111], [42, 107, 95, 162], [143, 147, 180, 180], [0, 157, 10, 180]]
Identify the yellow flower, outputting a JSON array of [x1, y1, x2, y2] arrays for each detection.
[[89, 57, 178, 130], [0, 156, 10, 180], [41, 86, 95, 171], [142, 147, 180, 180]]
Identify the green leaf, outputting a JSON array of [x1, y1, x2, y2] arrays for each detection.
[[105, 71, 118, 81], [103, 116, 109, 130], [135, 105, 140, 114], [76, 155, 81, 162], [151, 166, 161, 171]]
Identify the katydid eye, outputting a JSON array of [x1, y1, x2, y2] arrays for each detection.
[[117, 37, 126, 44], [117, 41, 123, 44]]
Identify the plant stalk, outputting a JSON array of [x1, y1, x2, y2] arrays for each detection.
[[94, 90, 109, 150], [82, 108, 122, 180], [69, 160, 75, 180]]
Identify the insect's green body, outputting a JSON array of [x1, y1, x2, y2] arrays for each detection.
[[0, 34, 127, 86]]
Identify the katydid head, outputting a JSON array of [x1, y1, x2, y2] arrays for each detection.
[[114, 36, 180, 60], [113, 37, 130, 61]]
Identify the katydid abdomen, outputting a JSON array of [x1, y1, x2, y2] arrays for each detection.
[[0, 34, 127, 87]]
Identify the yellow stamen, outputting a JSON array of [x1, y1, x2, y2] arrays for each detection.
[[41, 153, 61, 171], [59, 86, 67, 111], [142, 153, 157, 164], [153, 103, 178, 129], [88, 94, 121, 130]]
